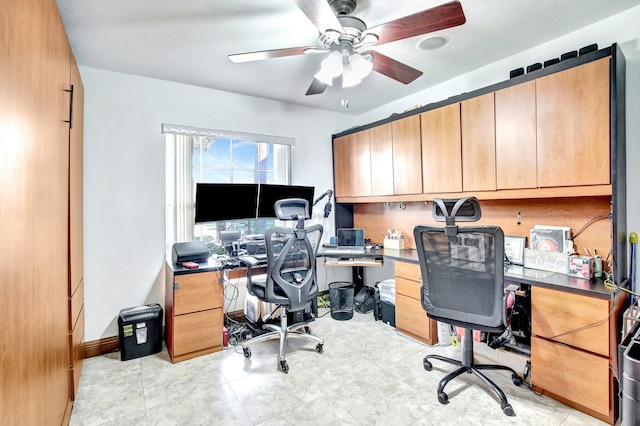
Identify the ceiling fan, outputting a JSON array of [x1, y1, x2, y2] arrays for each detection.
[[228, 0, 466, 96]]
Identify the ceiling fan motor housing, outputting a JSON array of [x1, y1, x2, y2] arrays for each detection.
[[330, 0, 357, 16]]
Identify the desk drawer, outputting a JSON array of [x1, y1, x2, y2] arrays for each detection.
[[174, 271, 223, 315], [396, 276, 421, 299], [531, 286, 609, 356], [395, 262, 421, 282], [173, 309, 222, 356], [396, 294, 437, 345], [531, 336, 610, 416]]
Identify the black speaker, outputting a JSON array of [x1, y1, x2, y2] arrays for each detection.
[[509, 67, 524, 78], [526, 63, 542, 73]]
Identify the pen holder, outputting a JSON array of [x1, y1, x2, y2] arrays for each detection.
[[384, 238, 405, 250]]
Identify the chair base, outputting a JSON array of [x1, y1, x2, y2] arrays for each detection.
[[241, 306, 324, 373], [423, 329, 523, 416]]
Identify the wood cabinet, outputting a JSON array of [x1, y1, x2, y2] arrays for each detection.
[[461, 93, 496, 192], [68, 52, 85, 400], [369, 123, 394, 196], [1, 0, 83, 423], [165, 270, 224, 363], [333, 130, 372, 197], [421, 103, 462, 193], [394, 262, 438, 345], [495, 81, 537, 189], [530, 286, 625, 424], [536, 57, 610, 187], [392, 115, 423, 195]]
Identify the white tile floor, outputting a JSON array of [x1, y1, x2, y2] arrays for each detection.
[[70, 308, 607, 426]]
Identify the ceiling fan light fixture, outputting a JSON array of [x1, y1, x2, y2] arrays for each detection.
[[342, 65, 362, 88], [320, 51, 344, 76], [348, 53, 373, 79], [314, 68, 335, 86]]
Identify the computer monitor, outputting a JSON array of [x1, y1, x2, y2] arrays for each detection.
[[194, 183, 259, 223], [257, 184, 315, 219]]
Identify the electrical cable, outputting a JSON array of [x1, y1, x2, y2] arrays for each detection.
[[571, 213, 610, 240]]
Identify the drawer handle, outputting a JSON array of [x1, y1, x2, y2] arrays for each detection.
[[173, 283, 180, 290]]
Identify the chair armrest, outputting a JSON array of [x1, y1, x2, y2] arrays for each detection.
[[237, 256, 259, 267]]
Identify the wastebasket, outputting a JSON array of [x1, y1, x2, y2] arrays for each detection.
[[329, 282, 355, 321], [118, 304, 163, 361], [623, 339, 640, 425]]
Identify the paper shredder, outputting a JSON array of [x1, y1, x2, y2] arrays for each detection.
[[118, 304, 163, 361]]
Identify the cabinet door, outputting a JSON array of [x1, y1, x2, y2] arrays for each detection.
[[396, 294, 438, 345], [536, 57, 610, 187], [421, 103, 462, 193], [392, 115, 422, 195], [369, 123, 394, 196], [173, 309, 223, 356], [495, 81, 537, 189], [174, 272, 223, 315], [531, 286, 609, 356], [531, 336, 610, 417], [461, 93, 496, 191], [333, 131, 372, 197]]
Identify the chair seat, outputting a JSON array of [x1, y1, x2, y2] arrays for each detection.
[[427, 313, 505, 334], [247, 276, 289, 302]]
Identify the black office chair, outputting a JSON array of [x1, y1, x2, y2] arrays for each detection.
[[240, 198, 324, 373], [414, 197, 523, 416]]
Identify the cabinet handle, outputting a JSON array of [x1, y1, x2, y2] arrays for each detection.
[[173, 283, 180, 290], [64, 84, 74, 129]]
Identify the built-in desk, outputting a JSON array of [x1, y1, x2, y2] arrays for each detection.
[[361, 247, 626, 424]]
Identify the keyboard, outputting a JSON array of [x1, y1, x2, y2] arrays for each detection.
[[333, 258, 382, 265], [321, 248, 366, 256]]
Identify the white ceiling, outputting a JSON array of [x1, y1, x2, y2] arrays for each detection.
[[57, 0, 640, 115]]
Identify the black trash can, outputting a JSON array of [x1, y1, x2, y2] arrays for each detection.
[[118, 304, 163, 361], [329, 282, 355, 321]]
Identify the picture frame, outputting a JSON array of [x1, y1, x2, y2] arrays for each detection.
[[505, 235, 526, 265]]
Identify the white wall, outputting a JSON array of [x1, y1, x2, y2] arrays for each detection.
[[81, 68, 355, 340]]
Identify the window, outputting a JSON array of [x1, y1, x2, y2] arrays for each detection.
[[163, 124, 293, 258]]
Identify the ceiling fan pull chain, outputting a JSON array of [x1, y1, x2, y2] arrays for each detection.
[[341, 87, 349, 108]]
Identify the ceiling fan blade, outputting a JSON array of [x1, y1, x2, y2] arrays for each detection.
[[364, 1, 466, 46], [367, 51, 423, 84], [292, 0, 344, 34], [305, 78, 329, 96], [229, 46, 316, 63]]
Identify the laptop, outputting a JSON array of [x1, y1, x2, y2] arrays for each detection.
[[322, 228, 366, 255]]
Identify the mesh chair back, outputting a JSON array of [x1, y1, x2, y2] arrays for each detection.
[[414, 225, 505, 331], [263, 221, 323, 312]]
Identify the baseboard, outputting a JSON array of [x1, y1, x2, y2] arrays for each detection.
[[84, 335, 120, 358]]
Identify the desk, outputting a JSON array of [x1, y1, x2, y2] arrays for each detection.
[[342, 247, 625, 424]]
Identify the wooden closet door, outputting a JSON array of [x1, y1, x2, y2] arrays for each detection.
[[369, 123, 394, 196], [333, 131, 372, 197], [0, 0, 72, 423]]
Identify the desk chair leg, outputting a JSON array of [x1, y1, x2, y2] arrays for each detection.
[[422, 330, 522, 416]]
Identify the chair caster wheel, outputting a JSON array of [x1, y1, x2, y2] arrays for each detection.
[[279, 360, 289, 373], [502, 403, 515, 416], [423, 358, 433, 371], [512, 374, 523, 386], [437, 392, 449, 405], [315, 343, 323, 353], [305, 326, 312, 334], [242, 347, 251, 358]]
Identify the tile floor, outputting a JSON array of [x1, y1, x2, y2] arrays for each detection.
[[70, 308, 606, 426]]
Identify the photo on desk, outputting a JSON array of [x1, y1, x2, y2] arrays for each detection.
[[505, 235, 526, 265]]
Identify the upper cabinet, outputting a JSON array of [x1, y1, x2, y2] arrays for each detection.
[[392, 115, 423, 195], [495, 81, 538, 189], [536, 57, 610, 187], [333, 130, 372, 197], [461, 93, 496, 192], [369, 123, 394, 196], [421, 103, 462, 193], [333, 48, 617, 201]]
